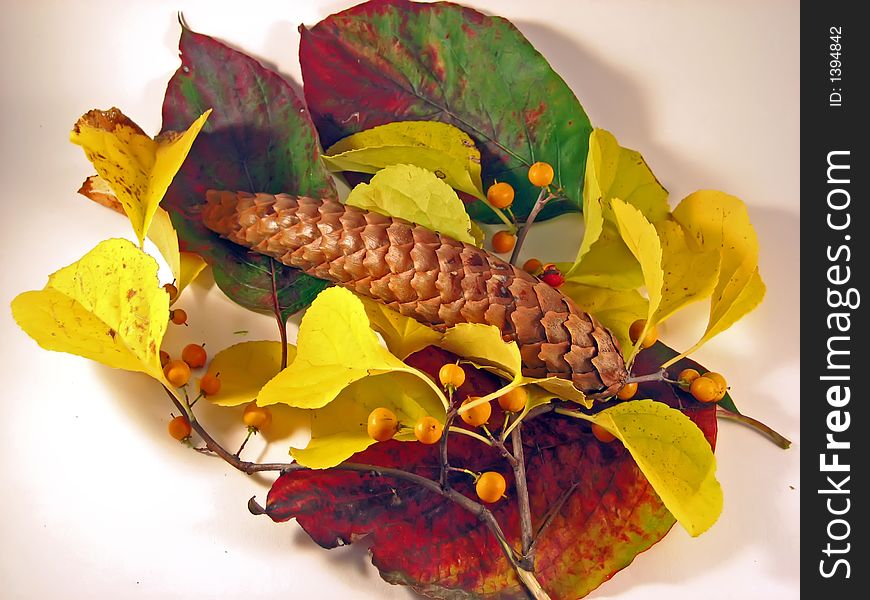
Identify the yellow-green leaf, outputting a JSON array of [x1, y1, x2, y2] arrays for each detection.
[[611, 199, 663, 360], [147, 207, 207, 297], [574, 399, 722, 536], [664, 191, 766, 365], [324, 121, 484, 199], [291, 372, 445, 469], [653, 220, 720, 324], [70, 108, 211, 246], [565, 225, 644, 290], [358, 296, 442, 359], [346, 164, 476, 244], [11, 238, 168, 382], [204, 341, 297, 407], [561, 283, 648, 356], [257, 287, 446, 411]]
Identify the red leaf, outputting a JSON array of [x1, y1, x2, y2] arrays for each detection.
[[264, 346, 717, 599]]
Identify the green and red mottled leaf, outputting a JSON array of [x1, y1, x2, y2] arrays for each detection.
[[299, 0, 592, 223], [264, 347, 717, 599], [161, 25, 336, 320]]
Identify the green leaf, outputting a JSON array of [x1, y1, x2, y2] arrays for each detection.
[[300, 0, 592, 222], [574, 399, 722, 536], [161, 24, 336, 321], [324, 121, 484, 199], [346, 164, 476, 244]]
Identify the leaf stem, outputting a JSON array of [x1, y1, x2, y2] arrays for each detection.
[[716, 406, 792, 449], [509, 189, 555, 265], [269, 258, 289, 370]]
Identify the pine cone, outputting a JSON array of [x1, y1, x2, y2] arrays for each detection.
[[202, 191, 627, 399]]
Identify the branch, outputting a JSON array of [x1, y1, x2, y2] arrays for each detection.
[[509, 189, 555, 265], [511, 424, 534, 560]]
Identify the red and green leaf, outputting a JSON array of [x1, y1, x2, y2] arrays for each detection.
[[264, 346, 717, 599], [299, 0, 592, 223], [161, 24, 335, 321]]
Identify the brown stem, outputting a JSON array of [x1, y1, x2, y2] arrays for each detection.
[[716, 406, 792, 449], [269, 259, 289, 370], [235, 429, 254, 457], [439, 408, 457, 489], [509, 189, 555, 265], [511, 424, 534, 561], [624, 369, 667, 385]]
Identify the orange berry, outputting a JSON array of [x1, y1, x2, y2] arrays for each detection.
[[591, 423, 617, 443], [438, 363, 466, 390], [690, 376, 720, 403], [491, 230, 517, 254], [170, 309, 188, 326], [705, 372, 728, 400], [460, 396, 492, 427], [475, 471, 507, 503], [163, 359, 191, 388], [199, 372, 221, 396], [522, 258, 543, 274], [528, 161, 555, 187], [181, 343, 207, 369], [486, 181, 515, 209], [497, 388, 528, 413], [628, 319, 657, 349], [616, 382, 638, 400], [677, 368, 701, 389], [159, 350, 170, 368], [163, 283, 178, 302], [367, 407, 399, 442], [414, 416, 444, 444], [167, 415, 192, 441], [243, 403, 272, 430]]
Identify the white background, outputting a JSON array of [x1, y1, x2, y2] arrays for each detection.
[[0, 1, 799, 599]]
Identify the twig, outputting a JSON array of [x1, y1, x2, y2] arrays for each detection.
[[716, 406, 792, 449], [439, 408, 458, 489], [511, 424, 534, 561], [624, 369, 667, 385], [509, 189, 555, 265], [235, 429, 254, 457]]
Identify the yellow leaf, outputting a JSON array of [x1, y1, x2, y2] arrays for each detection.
[[147, 207, 207, 297], [291, 372, 444, 469], [575, 400, 722, 536], [663, 191, 766, 365], [653, 220, 720, 324], [324, 121, 484, 199], [358, 296, 442, 359], [11, 239, 168, 382], [565, 225, 644, 290], [257, 287, 446, 411], [70, 107, 211, 246], [561, 283, 648, 357], [346, 164, 476, 244], [611, 199, 663, 360], [204, 341, 297, 407]]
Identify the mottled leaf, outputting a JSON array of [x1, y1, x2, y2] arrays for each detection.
[[300, 0, 592, 222], [264, 345, 718, 599], [346, 164, 476, 244], [324, 121, 484, 198], [161, 24, 336, 321], [11, 239, 170, 387], [70, 107, 210, 247], [653, 219, 720, 323]]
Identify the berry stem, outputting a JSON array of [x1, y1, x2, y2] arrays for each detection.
[[624, 369, 667, 385], [234, 429, 254, 458], [716, 406, 792, 449], [509, 189, 556, 266]]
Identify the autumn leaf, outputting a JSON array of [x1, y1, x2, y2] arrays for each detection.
[[11, 239, 169, 385], [611, 199, 663, 360], [663, 191, 766, 366], [358, 295, 442, 359], [565, 226, 644, 290], [70, 107, 210, 247], [264, 345, 719, 599], [569, 400, 722, 536], [300, 0, 592, 222], [345, 164, 477, 245], [561, 283, 648, 354], [323, 121, 484, 199], [146, 207, 207, 297], [204, 341, 296, 408], [161, 24, 334, 322]]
